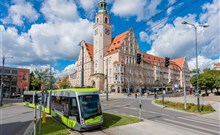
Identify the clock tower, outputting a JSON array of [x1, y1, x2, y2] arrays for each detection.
[[93, 0, 112, 74]]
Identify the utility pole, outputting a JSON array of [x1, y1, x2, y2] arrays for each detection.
[[105, 59, 108, 101], [0, 56, 5, 106], [161, 71, 165, 105], [183, 71, 187, 110], [49, 65, 52, 90], [33, 88, 37, 135]]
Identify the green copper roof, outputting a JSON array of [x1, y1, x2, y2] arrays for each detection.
[[98, 0, 108, 13]]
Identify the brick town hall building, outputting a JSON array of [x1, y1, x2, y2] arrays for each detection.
[[69, 0, 190, 93]]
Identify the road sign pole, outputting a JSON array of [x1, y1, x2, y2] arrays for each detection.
[[183, 71, 187, 110], [39, 91, 43, 135], [139, 87, 142, 120], [34, 89, 36, 135]]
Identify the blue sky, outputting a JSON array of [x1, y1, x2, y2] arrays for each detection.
[[0, 0, 219, 77]]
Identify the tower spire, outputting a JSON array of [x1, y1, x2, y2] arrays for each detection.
[[98, 0, 108, 13]]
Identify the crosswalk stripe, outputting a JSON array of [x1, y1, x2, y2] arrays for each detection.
[[162, 118, 220, 135], [178, 117, 220, 127]]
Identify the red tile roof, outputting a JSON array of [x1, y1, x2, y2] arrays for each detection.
[[143, 53, 165, 66], [85, 42, 93, 60], [214, 62, 220, 66], [105, 31, 129, 55], [143, 53, 183, 71], [171, 57, 185, 68]]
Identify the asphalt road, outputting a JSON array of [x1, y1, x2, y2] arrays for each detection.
[[101, 96, 220, 135], [0, 104, 33, 135]]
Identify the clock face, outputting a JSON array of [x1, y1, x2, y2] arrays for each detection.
[[105, 28, 110, 35]]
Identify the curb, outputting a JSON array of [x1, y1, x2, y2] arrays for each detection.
[[23, 121, 34, 135]]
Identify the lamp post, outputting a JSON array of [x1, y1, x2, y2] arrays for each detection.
[[182, 21, 209, 112], [104, 58, 109, 101], [0, 55, 13, 106]]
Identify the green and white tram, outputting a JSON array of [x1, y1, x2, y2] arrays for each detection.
[[23, 88, 103, 131], [23, 90, 51, 113], [51, 88, 103, 131]]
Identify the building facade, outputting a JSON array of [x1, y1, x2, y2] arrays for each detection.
[[69, 0, 190, 93], [213, 62, 220, 70], [0, 66, 29, 97]]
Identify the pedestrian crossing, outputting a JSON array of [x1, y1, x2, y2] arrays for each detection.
[[156, 115, 220, 135]]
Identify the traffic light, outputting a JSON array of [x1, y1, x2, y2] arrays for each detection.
[[34, 93, 42, 104], [136, 53, 142, 64], [165, 57, 170, 67]]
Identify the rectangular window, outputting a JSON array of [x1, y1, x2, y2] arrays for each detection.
[[12, 70, 17, 74]]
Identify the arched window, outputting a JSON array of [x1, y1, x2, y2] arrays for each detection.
[[96, 18, 99, 23], [105, 17, 108, 24]]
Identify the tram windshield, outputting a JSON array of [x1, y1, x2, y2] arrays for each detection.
[[78, 95, 102, 119]]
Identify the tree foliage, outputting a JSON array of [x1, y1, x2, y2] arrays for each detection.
[[58, 77, 70, 89], [190, 69, 220, 93], [30, 68, 56, 90]]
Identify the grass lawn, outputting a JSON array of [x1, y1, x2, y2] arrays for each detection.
[[103, 112, 141, 128], [34, 113, 141, 134], [35, 117, 69, 135], [154, 100, 215, 114]]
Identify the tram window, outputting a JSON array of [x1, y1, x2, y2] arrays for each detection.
[[53, 96, 63, 112], [70, 98, 79, 116], [24, 95, 33, 103]]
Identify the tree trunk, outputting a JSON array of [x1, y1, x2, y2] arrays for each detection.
[[205, 89, 208, 95], [211, 89, 213, 93]]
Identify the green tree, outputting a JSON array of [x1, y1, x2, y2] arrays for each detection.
[[30, 68, 56, 90], [190, 69, 220, 94], [59, 77, 70, 89]]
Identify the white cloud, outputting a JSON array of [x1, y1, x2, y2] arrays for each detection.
[[111, 0, 161, 21], [79, 0, 97, 10], [139, 31, 150, 44], [188, 55, 218, 70], [41, 0, 79, 23], [62, 63, 77, 76], [28, 19, 93, 60], [1, 0, 94, 67], [145, 0, 219, 70], [16, 64, 76, 80], [167, 0, 176, 15], [1, 0, 39, 26]]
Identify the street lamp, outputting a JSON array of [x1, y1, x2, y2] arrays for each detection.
[[182, 21, 209, 112], [0, 55, 13, 106]]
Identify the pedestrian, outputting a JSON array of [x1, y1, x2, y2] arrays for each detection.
[[135, 93, 137, 98]]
